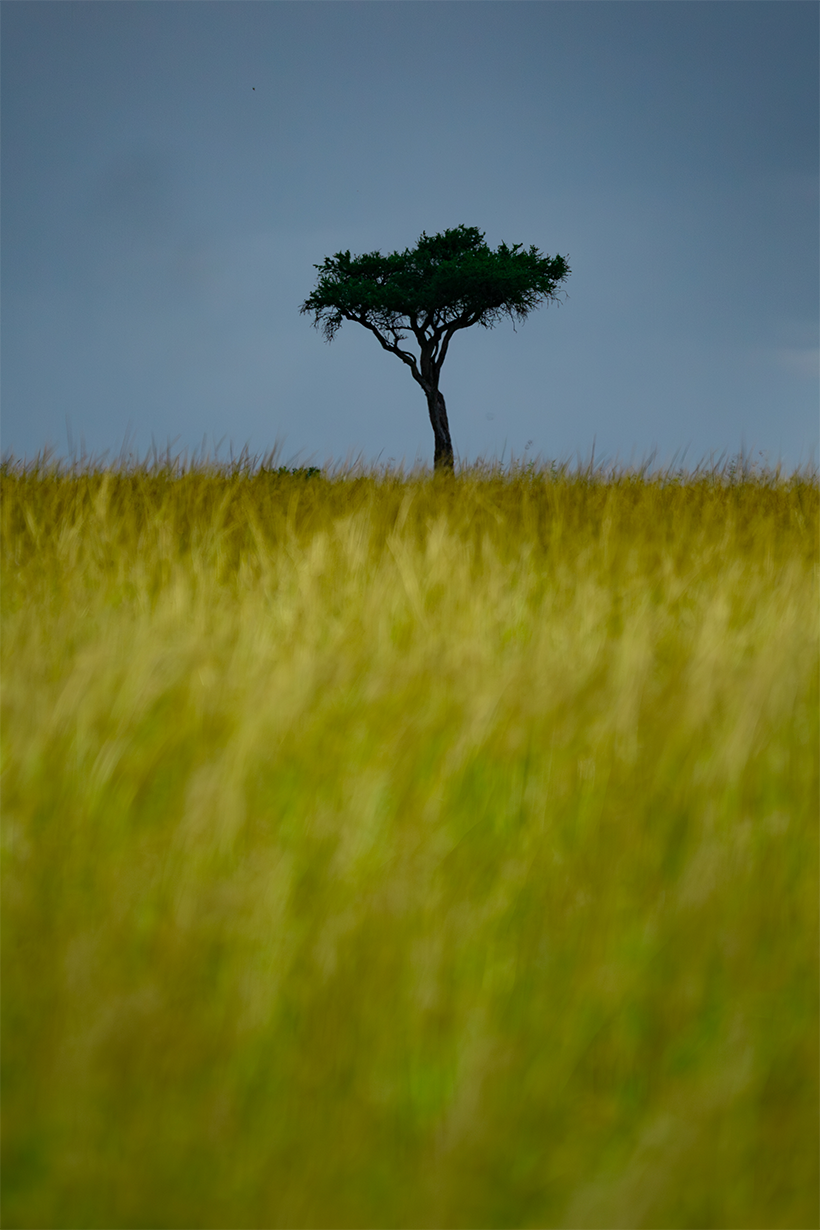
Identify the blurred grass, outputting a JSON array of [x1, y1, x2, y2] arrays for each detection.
[[2, 459, 818, 1228]]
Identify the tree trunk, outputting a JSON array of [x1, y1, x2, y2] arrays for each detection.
[[425, 385, 454, 472]]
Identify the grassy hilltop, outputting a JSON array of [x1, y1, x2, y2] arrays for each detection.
[[2, 460, 818, 1228]]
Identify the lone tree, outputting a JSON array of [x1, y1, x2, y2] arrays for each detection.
[[300, 225, 570, 471]]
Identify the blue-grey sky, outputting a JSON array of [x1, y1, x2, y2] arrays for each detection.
[[3, 1, 818, 469]]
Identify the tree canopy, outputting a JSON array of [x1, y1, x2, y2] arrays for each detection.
[[300, 226, 570, 470]]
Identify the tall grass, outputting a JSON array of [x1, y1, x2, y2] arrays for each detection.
[[2, 458, 818, 1228]]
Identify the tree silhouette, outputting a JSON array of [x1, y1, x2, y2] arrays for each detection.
[[300, 226, 570, 471]]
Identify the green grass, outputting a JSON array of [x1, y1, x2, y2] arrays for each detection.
[[2, 460, 818, 1228]]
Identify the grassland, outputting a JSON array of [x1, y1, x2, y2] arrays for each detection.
[[2, 458, 818, 1229]]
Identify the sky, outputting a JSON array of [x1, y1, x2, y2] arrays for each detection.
[[2, 0, 818, 471]]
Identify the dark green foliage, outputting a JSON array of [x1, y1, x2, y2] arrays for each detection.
[[272, 466, 322, 479], [300, 225, 570, 343]]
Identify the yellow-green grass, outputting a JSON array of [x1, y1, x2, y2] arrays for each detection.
[[2, 461, 818, 1229]]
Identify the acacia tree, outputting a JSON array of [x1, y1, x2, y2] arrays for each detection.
[[300, 225, 570, 471]]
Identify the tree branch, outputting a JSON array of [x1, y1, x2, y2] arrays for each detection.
[[435, 311, 481, 375], [350, 314, 420, 377]]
